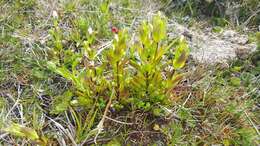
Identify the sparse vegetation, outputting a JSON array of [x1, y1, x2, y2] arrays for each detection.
[[162, 0, 260, 29], [0, 0, 259, 145]]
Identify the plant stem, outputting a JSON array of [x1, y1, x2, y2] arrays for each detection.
[[154, 42, 159, 61], [145, 71, 149, 97], [116, 61, 120, 99]]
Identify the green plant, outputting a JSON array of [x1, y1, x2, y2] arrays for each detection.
[[48, 12, 189, 111], [46, 12, 189, 143], [2, 123, 47, 145], [1, 0, 260, 145], [128, 14, 189, 110], [162, 122, 183, 145]]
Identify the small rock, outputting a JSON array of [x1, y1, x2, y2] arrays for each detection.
[[223, 30, 236, 38]]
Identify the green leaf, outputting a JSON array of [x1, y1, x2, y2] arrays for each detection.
[[153, 108, 162, 116], [171, 123, 183, 144], [139, 21, 151, 46], [72, 56, 81, 75], [77, 17, 88, 33], [152, 12, 167, 43], [223, 139, 231, 146], [100, 0, 110, 14], [56, 67, 73, 80], [113, 29, 128, 60], [173, 37, 190, 69], [46, 61, 57, 71], [106, 139, 121, 146], [178, 108, 192, 120], [212, 26, 223, 33], [129, 60, 141, 70], [230, 77, 241, 86], [32, 68, 47, 79], [3, 123, 39, 141], [77, 96, 93, 107], [154, 46, 166, 64], [51, 91, 73, 114]]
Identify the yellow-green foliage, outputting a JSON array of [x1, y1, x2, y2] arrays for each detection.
[[47, 12, 190, 113]]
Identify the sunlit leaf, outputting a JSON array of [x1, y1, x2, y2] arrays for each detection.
[[100, 0, 110, 14], [4, 123, 39, 141], [139, 21, 151, 46], [173, 37, 190, 69], [152, 12, 167, 43], [56, 67, 73, 80], [230, 77, 241, 86], [111, 29, 129, 64]]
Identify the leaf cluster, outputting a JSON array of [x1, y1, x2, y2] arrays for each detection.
[[47, 12, 190, 114]]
